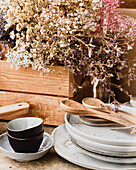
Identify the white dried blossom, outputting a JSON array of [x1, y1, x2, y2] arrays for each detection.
[[79, 3, 84, 6], [92, 0, 100, 3], [10, 30, 15, 39]]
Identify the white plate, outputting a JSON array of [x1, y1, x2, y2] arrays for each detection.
[[52, 124, 136, 170], [0, 132, 54, 162], [71, 137, 136, 164], [65, 113, 136, 146], [65, 122, 136, 156]]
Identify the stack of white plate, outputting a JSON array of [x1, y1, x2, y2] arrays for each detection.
[[52, 103, 136, 169], [65, 111, 136, 164]]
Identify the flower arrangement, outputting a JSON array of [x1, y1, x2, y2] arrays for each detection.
[[1, 0, 136, 102]]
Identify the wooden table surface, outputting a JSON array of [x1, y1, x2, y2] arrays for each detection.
[[0, 121, 88, 170]]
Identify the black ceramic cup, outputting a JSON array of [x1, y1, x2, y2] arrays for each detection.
[[7, 117, 43, 138], [8, 130, 44, 153]]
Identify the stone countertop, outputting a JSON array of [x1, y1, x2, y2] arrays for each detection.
[[0, 122, 88, 170]]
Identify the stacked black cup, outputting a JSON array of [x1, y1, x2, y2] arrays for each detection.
[[7, 117, 44, 153]]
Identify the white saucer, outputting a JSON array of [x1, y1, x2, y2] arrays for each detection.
[[0, 132, 54, 162], [71, 137, 136, 164], [52, 124, 136, 170]]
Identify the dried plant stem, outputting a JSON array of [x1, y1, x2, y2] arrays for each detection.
[[93, 77, 99, 98], [108, 82, 131, 98]]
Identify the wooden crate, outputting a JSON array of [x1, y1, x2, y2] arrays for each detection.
[[0, 61, 81, 125], [0, 61, 76, 97]]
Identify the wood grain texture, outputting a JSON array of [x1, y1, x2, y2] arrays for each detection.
[[0, 61, 76, 97], [0, 91, 67, 125], [120, 8, 136, 18]]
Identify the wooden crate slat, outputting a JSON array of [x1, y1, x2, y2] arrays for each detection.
[[0, 61, 75, 97], [119, 8, 136, 19], [0, 91, 67, 126]]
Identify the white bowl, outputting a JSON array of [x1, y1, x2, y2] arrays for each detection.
[[0, 132, 54, 162]]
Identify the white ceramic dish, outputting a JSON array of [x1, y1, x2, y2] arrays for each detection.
[[65, 122, 136, 157], [0, 132, 54, 162], [52, 124, 136, 170], [71, 137, 136, 164], [65, 113, 136, 146]]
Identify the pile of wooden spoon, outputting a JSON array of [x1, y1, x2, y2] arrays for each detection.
[[60, 98, 136, 134]]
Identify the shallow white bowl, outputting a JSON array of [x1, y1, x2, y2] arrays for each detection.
[[0, 132, 54, 162]]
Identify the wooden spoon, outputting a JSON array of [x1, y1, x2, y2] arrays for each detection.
[[82, 97, 136, 124], [60, 100, 136, 129], [0, 103, 29, 119], [82, 98, 110, 123]]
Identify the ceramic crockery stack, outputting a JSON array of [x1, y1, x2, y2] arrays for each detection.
[[64, 103, 136, 165], [53, 98, 136, 168], [0, 117, 54, 162]]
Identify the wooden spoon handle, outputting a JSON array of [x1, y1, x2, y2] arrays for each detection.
[[83, 97, 136, 124], [0, 103, 29, 118], [86, 106, 136, 124], [98, 106, 136, 124], [87, 107, 135, 127], [60, 100, 135, 128]]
